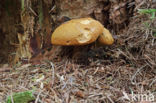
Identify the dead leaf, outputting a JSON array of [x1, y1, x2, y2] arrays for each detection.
[[74, 90, 85, 98]]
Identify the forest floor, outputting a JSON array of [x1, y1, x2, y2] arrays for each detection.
[[0, 2, 156, 103]]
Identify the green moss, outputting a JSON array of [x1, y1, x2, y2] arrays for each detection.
[[6, 91, 35, 103], [138, 9, 156, 19]]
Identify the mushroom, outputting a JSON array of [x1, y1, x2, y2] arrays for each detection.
[[51, 18, 114, 46], [98, 28, 114, 45]]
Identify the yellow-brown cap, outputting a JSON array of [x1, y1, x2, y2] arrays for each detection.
[[51, 18, 104, 46], [97, 28, 114, 45]]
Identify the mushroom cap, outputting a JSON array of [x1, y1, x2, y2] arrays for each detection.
[[97, 28, 114, 45], [51, 18, 104, 46]]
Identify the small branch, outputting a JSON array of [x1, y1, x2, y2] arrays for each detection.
[[11, 89, 14, 103], [29, 7, 37, 16], [50, 62, 55, 87], [35, 90, 42, 103], [131, 65, 147, 84]]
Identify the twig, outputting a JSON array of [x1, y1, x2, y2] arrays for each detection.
[[49, 5, 56, 13], [11, 90, 14, 103], [29, 7, 37, 16], [131, 65, 147, 84], [134, 0, 146, 11], [149, 78, 156, 87], [93, 67, 99, 75], [35, 90, 42, 103], [106, 94, 114, 103], [50, 62, 55, 87]]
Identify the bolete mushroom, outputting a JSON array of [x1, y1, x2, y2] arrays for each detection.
[[98, 28, 114, 45], [51, 18, 114, 46]]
